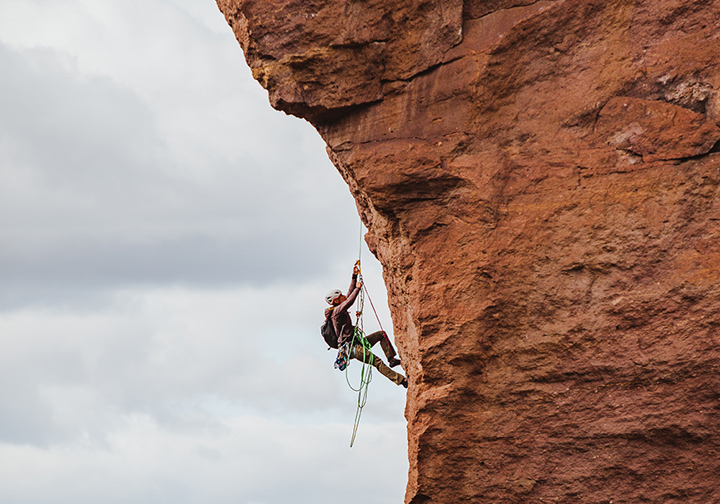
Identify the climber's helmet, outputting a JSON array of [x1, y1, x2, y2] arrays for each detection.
[[325, 289, 343, 305]]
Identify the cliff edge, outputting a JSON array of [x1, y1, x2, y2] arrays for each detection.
[[217, 0, 720, 502]]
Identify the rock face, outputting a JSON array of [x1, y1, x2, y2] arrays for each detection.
[[217, 0, 720, 502]]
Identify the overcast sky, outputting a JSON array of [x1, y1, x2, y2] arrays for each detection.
[[0, 1, 408, 502]]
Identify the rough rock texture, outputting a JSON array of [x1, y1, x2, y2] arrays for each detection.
[[217, 0, 720, 502]]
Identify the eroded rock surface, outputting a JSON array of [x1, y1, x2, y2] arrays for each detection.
[[217, 0, 720, 502]]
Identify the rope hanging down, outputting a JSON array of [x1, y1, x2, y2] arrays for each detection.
[[346, 223, 391, 447], [346, 272, 372, 447]]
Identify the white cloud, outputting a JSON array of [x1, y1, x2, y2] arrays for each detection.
[[0, 286, 407, 502], [0, 415, 407, 504]]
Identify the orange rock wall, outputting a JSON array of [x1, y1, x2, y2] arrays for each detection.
[[217, 0, 720, 502]]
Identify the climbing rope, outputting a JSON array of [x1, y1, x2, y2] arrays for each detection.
[[346, 262, 373, 447], [345, 222, 393, 447]]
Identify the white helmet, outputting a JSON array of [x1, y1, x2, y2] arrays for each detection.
[[325, 289, 342, 305]]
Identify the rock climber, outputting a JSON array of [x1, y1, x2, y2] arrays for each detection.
[[324, 264, 408, 388]]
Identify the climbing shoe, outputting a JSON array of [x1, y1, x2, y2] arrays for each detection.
[[388, 356, 402, 368], [400, 377, 408, 388]]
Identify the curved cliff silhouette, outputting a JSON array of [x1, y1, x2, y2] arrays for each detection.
[[217, 0, 720, 502]]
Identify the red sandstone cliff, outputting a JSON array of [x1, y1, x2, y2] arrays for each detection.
[[217, 1, 720, 502]]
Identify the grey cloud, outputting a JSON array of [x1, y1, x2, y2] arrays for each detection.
[[0, 40, 360, 310], [0, 46, 158, 190], [0, 384, 57, 446], [1, 229, 341, 289]]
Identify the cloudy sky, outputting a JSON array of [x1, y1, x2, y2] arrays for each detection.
[[0, 1, 408, 502]]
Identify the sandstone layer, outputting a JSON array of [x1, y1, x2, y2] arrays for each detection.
[[217, 1, 720, 502]]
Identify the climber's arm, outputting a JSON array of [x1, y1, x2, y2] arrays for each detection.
[[338, 281, 362, 313]]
